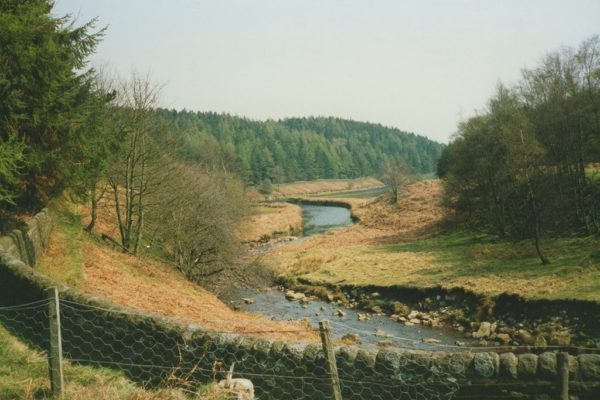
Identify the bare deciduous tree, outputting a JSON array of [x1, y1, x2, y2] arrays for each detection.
[[152, 165, 248, 281], [106, 74, 168, 254], [380, 156, 414, 203]]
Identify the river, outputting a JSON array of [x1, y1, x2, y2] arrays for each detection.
[[231, 200, 474, 350]]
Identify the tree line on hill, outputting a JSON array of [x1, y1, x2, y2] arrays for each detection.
[[0, 1, 436, 280], [155, 110, 443, 186], [438, 36, 600, 264]]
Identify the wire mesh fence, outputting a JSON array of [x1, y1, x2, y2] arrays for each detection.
[[0, 298, 51, 352], [1, 291, 599, 399]]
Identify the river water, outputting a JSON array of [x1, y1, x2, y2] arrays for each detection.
[[301, 204, 353, 236], [232, 201, 474, 350]]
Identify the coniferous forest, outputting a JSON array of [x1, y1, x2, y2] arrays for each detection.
[[156, 110, 444, 185]]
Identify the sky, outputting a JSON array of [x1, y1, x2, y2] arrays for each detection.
[[53, 0, 600, 143]]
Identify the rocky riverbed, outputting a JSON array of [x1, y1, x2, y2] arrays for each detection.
[[234, 200, 599, 351], [279, 281, 600, 351], [229, 285, 479, 349]]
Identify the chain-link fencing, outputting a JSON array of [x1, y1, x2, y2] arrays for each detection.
[[1, 291, 599, 400]]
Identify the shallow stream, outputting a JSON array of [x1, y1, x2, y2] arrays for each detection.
[[230, 198, 475, 349]]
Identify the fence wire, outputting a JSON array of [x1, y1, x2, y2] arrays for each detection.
[[0, 299, 51, 354], [2, 296, 598, 400]]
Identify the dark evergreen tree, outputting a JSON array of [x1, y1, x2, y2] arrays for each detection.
[[0, 0, 106, 211]]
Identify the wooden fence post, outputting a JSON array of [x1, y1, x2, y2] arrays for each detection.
[[319, 320, 343, 400], [47, 287, 64, 398], [557, 352, 569, 400]]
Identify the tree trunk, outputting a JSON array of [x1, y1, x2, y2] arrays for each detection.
[[520, 130, 550, 265], [533, 215, 550, 265], [85, 183, 98, 232], [390, 187, 398, 203]]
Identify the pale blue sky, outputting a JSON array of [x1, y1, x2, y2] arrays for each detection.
[[54, 0, 599, 143]]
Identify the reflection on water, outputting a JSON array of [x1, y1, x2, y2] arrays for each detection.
[[301, 205, 352, 236]]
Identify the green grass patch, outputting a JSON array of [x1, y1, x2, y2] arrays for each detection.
[[0, 323, 137, 399], [0, 323, 51, 399], [381, 231, 600, 300], [0, 323, 220, 399], [36, 200, 85, 287]]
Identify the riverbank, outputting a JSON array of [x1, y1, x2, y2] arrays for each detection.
[[238, 202, 303, 244], [35, 199, 316, 342], [260, 180, 600, 349], [271, 177, 384, 198]]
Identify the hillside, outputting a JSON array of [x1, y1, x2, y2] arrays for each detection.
[[156, 110, 444, 184], [36, 200, 316, 342]]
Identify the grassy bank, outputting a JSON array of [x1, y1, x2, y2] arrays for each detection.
[[34, 199, 316, 342], [0, 324, 218, 399], [264, 180, 600, 303], [288, 231, 600, 302], [272, 177, 384, 197], [238, 202, 302, 243]]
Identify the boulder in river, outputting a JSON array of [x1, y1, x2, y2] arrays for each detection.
[[335, 309, 346, 317], [375, 329, 391, 338], [391, 301, 411, 316], [472, 321, 493, 339], [496, 333, 511, 344], [497, 326, 514, 335], [407, 310, 422, 320], [516, 329, 535, 345], [299, 296, 312, 305], [549, 330, 572, 346], [242, 297, 255, 305], [357, 313, 370, 321], [534, 334, 548, 348], [285, 290, 305, 302], [371, 305, 383, 314]]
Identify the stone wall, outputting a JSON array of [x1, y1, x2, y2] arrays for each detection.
[[0, 208, 53, 268], [1, 210, 599, 399]]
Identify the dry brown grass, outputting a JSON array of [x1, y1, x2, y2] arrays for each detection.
[[263, 180, 448, 278], [39, 194, 317, 343], [355, 180, 448, 240], [262, 179, 600, 302], [238, 203, 302, 242], [272, 177, 384, 197], [78, 240, 315, 341]]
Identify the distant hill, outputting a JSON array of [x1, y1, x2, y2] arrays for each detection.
[[156, 110, 444, 184]]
